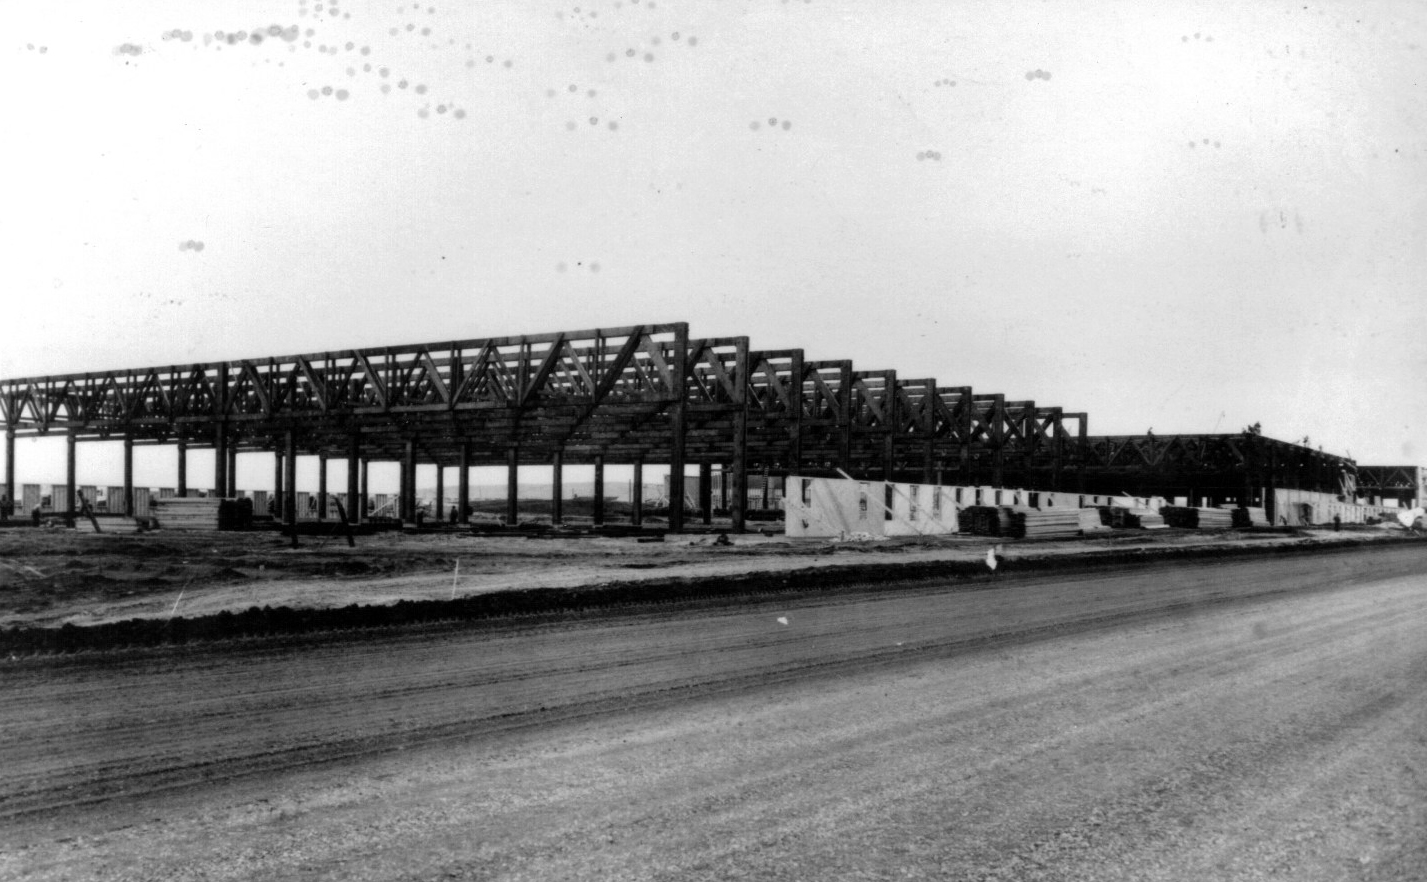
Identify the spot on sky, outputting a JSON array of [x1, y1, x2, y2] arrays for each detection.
[[608, 120, 618, 130], [336, 89, 349, 100], [115, 43, 145, 56], [1025, 69, 1051, 81], [916, 150, 943, 161], [454, 108, 466, 119], [750, 121, 761, 131], [934, 78, 956, 87], [177, 240, 205, 252]]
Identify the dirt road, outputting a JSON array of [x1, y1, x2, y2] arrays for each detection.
[[3, 546, 1425, 880]]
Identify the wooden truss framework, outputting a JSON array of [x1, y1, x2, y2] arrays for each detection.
[[1081, 433, 1357, 500], [0, 321, 1086, 528]]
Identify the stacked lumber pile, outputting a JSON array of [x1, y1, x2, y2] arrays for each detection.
[[1010, 508, 1083, 540], [958, 505, 1015, 536], [152, 497, 253, 530], [1231, 506, 1271, 529], [1195, 507, 1234, 529]]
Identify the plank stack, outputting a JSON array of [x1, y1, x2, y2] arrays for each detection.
[[1010, 508, 1083, 539], [151, 497, 253, 531], [1194, 507, 1234, 529], [958, 505, 1015, 536]]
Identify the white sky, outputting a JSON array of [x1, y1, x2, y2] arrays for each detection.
[[2, 0, 1424, 489]]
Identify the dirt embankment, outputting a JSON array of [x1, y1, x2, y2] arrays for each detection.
[[0, 524, 1420, 654]]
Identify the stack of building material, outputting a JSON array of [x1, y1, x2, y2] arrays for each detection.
[[1230, 506, 1271, 529], [1159, 506, 1198, 528], [1194, 507, 1234, 529], [151, 497, 252, 530], [958, 505, 1015, 536], [1010, 508, 1083, 539]]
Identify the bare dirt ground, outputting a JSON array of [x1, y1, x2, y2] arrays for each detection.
[[2, 544, 1424, 881], [0, 522, 1411, 628]]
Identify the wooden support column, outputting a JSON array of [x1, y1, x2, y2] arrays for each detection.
[[631, 459, 644, 526], [227, 446, 238, 497], [922, 379, 936, 485], [592, 455, 605, 526], [317, 454, 328, 521], [1076, 415, 1087, 493], [668, 324, 688, 532], [4, 429, 14, 519], [550, 450, 563, 526], [64, 431, 76, 517], [272, 451, 283, 517], [283, 432, 298, 526], [123, 435, 134, 517], [731, 344, 749, 533], [347, 433, 361, 526], [402, 439, 416, 523], [720, 464, 730, 513], [837, 363, 853, 473], [435, 463, 445, 521], [698, 462, 712, 525], [360, 458, 369, 519], [177, 440, 188, 497], [458, 442, 471, 524], [505, 447, 519, 526], [789, 349, 804, 476], [213, 425, 228, 501], [761, 464, 771, 510]]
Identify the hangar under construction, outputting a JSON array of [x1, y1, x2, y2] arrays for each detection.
[[0, 321, 1418, 531]]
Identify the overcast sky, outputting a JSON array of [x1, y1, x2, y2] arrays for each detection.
[[2, 0, 1423, 488]]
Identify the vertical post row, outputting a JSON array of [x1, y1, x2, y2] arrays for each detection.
[[228, 446, 238, 497], [317, 454, 328, 521]]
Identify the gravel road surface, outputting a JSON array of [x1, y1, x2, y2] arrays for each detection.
[[3, 545, 1424, 880]]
